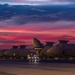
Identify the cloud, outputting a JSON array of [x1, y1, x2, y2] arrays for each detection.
[[0, 4, 75, 32], [0, 4, 75, 48], [22, 21, 75, 31], [0, 0, 16, 2], [27, 0, 49, 1], [0, 0, 75, 5], [0, 4, 75, 26]]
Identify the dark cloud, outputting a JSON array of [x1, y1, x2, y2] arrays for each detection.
[[0, 0, 16, 2], [0, 0, 75, 3], [0, 37, 25, 45], [56, 0, 75, 2], [0, 4, 75, 25]]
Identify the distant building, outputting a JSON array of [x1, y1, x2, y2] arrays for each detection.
[[46, 40, 75, 57], [1, 39, 75, 60], [32, 38, 43, 50], [18, 45, 26, 49], [4, 45, 30, 58], [61, 44, 75, 57], [40, 42, 54, 57], [12, 46, 19, 49], [0, 49, 8, 57]]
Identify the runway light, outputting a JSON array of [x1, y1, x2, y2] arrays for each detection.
[[54, 57, 59, 60], [13, 53, 16, 56]]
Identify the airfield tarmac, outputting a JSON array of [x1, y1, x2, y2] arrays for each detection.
[[0, 60, 75, 75]]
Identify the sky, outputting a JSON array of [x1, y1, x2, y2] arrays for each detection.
[[0, 0, 75, 49], [0, 0, 75, 5]]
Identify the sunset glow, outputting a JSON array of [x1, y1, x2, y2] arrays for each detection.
[[0, 1, 75, 49]]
